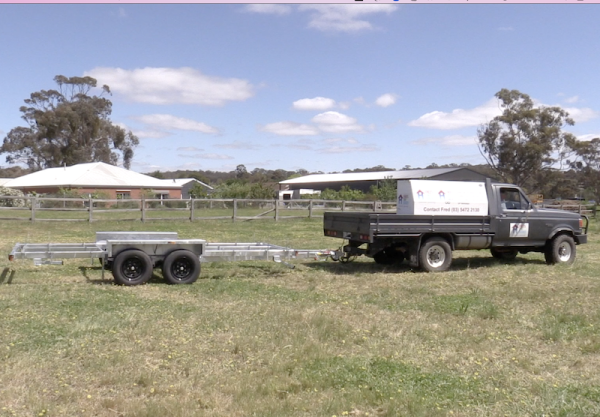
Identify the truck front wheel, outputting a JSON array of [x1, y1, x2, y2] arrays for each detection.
[[545, 235, 576, 265], [419, 238, 452, 272]]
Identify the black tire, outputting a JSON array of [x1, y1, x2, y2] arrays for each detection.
[[419, 238, 452, 272], [112, 250, 153, 286], [373, 248, 405, 265], [490, 248, 518, 261], [545, 235, 576, 265], [162, 250, 201, 285]]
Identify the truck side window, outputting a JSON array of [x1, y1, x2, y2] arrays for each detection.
[[500, 188, 524, 210], [500, 188, 532, 211]]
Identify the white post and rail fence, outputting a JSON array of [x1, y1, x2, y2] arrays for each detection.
[[0, 195, 595, 223]]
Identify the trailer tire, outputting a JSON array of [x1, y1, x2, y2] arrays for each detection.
[[491, 248, 518, 261], [545, 234, 576, 265], [419, 238, 452, 272], [162, 250, 201, 285], [112, 250, 153, 286]]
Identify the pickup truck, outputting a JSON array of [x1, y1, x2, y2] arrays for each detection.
[[323, 179, 588, 272]]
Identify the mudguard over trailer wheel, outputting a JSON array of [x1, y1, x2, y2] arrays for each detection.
[[162, 250, 201, 285], [545, 234, 576, 265], [419, 238, 452, 272], [112, 249, 153, 286]]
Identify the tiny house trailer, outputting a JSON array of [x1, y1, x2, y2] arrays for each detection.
[[9, 231, 329, 286]]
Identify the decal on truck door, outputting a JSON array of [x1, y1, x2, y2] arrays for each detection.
[[510, 223, 529, 238]]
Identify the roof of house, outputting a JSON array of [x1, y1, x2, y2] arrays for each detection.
[[279, 167, 479, 185], [3, 162, 181, 189], [159, 178, 214, 190]]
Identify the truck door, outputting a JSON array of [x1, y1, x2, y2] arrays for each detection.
[[494, 187, 547, 247]]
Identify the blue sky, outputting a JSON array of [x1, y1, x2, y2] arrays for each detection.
[[0, 4, 598, 174]]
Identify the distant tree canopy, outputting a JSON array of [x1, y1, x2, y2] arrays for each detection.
[[477, 88, 576, 188], [1, 75, 139, 170]]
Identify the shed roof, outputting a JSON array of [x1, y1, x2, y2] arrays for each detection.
[[280, 167, 475, 185], [4, 162, 181, 189]]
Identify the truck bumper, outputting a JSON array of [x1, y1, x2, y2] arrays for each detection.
[[576, 234, 587, 245]]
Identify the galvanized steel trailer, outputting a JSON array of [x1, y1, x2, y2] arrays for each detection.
[[9, 231, 330, 286]]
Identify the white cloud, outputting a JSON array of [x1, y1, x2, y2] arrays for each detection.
[[408, 98, 502, 130], [298, 4, 396, 32], [565, 95, 579, 104], [85, 67, 255, 106], [180, 153, 234, 160], [177, 146, 204, 152], [412, 135, 478, 147], [260, 121, 319, 136], [134, 114, 219, 134], [375, 93, 397, 108], [577, 134, 600, 142], [293, 97, 336, 111], [244, 4, 292, 15], [324, 138, 359, 144], [312, 111, 364, 133], [215, 141, 261, 150], [498, 26, 514, 31], [563, 107, 599, 123], [318, 144, 379, 154], [133, 130, 171, 139]]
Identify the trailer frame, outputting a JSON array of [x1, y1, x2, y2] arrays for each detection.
[[9, 231, 330, 285]]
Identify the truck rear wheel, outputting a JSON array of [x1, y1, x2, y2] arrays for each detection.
[[419, 238, 452, 272], [545, 235, 576, 265], [491, 248, 518, 261], [112, 250, 153, 286], [162, 250, 201, 284]]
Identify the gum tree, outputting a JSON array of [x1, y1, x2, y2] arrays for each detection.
[[1, 75, 139, 170], [477, 89, 576, 189]]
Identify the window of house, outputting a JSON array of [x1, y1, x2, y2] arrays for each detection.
[[116, 191, 131, 200]]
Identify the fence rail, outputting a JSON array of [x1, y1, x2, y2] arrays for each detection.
[[0, 195, 595, 222]]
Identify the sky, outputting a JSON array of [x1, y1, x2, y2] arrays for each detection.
[[0, 4, 599, 175]]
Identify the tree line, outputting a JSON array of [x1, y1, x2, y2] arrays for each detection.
[[1, 77, 598, 201]]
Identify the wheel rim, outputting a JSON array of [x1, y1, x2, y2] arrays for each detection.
[[557, 242, 572, 262], [426, 245, 446, 268], [122, 258, 145, 280], [170, 257, 193, 280]]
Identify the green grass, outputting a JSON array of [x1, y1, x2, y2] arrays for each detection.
[[1, 218, 600, 416]]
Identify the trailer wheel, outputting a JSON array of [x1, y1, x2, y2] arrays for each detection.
[[112, 250, 153, 286], [162, 250, 201, 285], [545, 235, 576, 265], [490, 248, 518, 261], [419, 238, 452, 272]]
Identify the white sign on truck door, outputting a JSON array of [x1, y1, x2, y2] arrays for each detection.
[[396, 180, 488, 216]]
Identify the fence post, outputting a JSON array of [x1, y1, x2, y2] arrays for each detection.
[[141, 197, 146, 223], [275, 199, 280, 221], [30, 196, 36, 222], [190, 198, 194, 222], [342, 200, 346, 212], [233, 199, 237, 222], [308, 199, 313, 218], [89, 197, 93, 222]]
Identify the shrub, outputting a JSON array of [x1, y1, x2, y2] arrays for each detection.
[[0, 186, 27, 207]]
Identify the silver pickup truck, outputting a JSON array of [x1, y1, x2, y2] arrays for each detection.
[[323, 179, 588, 272]]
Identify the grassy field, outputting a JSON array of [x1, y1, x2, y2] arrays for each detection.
[[1, 218, 600, 416]]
